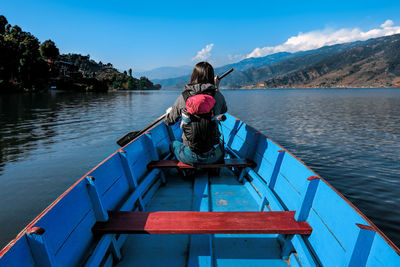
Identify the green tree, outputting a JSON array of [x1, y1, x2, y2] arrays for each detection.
[[18, 32, 48, 89], [39, 40, 59, 59], [0, 15, 7, 35], [0, 18, 49, 91], [127, 77, 136, 89], [0, 14, 161, 92]]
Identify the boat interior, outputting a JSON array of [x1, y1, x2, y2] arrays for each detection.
[[116, 167, 294, 267], [1, 114, 399, 267]]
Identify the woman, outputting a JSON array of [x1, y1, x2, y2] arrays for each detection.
[[165, 62, 228, 165]]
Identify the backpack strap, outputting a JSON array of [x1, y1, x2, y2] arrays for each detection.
[[181, 88, 216, 102], [201, 88, 216, 97], [181, 90, 192, 102]]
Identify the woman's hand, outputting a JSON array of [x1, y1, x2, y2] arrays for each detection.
[[214, 75, 220, 89]]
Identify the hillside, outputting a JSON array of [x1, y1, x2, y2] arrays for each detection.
[[156, 52, 296, 89], [250, 34, 400, 88], [158, 34, 400, 89], [0, 14, 160, 92], [57, 53, 161, 91], [134, 65, 193, 80]]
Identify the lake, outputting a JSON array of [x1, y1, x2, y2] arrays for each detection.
[[0, 88, 399, 249]]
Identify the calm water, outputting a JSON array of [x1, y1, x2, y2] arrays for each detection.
[[0, 89, 399, 249]]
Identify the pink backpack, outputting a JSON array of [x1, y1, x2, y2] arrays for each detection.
[[185, 94, 215, 115], [180, 89, 219, 154]]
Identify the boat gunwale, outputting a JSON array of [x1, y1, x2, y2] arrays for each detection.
[[0, 120, 159, 258], [1, 112, 399, 260], [228, 113, 400, 256]]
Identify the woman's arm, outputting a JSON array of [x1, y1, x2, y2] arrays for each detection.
[[165, 94, 185, 125], [214, 91, 228, 115]]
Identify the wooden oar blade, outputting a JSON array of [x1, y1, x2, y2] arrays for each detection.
[[117, 131, 140, 147]]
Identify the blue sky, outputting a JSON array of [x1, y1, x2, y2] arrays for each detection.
[[2, 0, 400, 71]]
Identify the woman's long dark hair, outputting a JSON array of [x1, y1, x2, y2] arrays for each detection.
[[189, 62, 215, 85]]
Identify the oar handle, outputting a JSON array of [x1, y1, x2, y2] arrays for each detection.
[[217, 68, 233, 80]]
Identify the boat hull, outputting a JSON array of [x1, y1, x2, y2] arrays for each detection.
[[0, 113, 399, 266]]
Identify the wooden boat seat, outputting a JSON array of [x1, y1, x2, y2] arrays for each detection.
[[92, 211, 312, 235], [147, 158, 256, 169]]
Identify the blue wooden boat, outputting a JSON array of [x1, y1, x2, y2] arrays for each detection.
[[1, 113, 399, 266]]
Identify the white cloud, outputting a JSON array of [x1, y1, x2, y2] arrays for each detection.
[[381, 19, 394, 28], [247, 19, 400, 58], [192, 43, 214, 61], [228, 54, 245, 62]]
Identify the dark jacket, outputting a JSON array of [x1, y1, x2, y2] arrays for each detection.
[[165, 83, 228, 148]]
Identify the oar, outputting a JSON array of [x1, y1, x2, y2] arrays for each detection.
[[117, 68, 234, 147], [117, 113, 167, 147], [217, 68, 233, 80]]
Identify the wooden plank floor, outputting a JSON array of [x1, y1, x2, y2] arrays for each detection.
[[116, 168, 289, 267]]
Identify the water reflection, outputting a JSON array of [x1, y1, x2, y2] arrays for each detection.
[[0, 92, 116, 172]]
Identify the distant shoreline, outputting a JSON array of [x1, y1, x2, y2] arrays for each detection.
[[161, 86, 400, 90]]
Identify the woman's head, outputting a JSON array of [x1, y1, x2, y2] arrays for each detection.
[[189, 62, 215, 85]]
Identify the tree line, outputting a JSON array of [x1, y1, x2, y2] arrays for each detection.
[[0, 15, 161, 93]]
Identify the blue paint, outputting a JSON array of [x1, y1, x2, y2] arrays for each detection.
[[118, 151, 136, 191], [269, 150, 285, 190], [348, 226, 376, 267], [260, 198, 268, 212], [26, 231, 55, 267], [85, 177, 108, 222], [280, 235, 294, 260], [289, 252, 302, 267], [1, 113, 399, 266], [189, 172, 214, 267], [119, 169, 160, 212], [290, 235, 317, 267], [118, 151, 145, 210], [143, 133, 160, 161], [247, 169, 285, 211], [0, 236, 36, 266], [84, 235, 113, 267], [366, 234, 400, 266], [295, 178, 320, 222], [103, 254, 113, 267]]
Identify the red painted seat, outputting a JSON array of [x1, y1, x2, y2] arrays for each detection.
[[147, 159, 256, 169], [92, 211, 312, 235]]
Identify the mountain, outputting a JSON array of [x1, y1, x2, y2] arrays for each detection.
[[157, 52, 296, 89], [157, 44, 362, 89], [157, 34, 400, 89], [248, 34, 400, 88], [223, 41, 363, 88], [134, 65, 193, 80]]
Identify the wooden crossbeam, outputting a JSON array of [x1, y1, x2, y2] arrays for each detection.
[[147, 159, 256, 169], [92, 211, 312, 235]]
